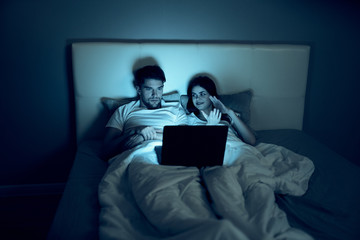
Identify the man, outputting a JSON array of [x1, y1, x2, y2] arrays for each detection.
[[101, 65, 187, 161]]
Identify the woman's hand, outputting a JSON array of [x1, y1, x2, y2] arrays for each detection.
[[209, 96, 229, 114], [202, 109, 221, 125]]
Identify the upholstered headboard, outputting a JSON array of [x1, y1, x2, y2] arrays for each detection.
[[72, 42, 310, 144]]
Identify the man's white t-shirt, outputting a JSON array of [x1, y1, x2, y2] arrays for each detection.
[[106, 100, 187, 133]]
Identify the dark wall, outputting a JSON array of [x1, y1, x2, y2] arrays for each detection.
[[1, 0, 359, 185]]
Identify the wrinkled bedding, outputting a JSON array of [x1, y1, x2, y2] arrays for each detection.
[[98, 140, 315, 240]]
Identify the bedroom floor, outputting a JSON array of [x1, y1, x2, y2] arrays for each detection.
[[0, 194, 62, 240]]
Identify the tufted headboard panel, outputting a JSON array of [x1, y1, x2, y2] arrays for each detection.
[[72, 42, 310, 144]]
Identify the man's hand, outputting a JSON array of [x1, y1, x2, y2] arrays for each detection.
[[202, 109, 221, 125], [136, 126, 161, 140]]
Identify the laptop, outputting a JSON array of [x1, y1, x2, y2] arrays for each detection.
[[155, 125, 228, 168]]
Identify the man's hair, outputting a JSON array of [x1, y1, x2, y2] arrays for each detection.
[[133, 65, 166, 87]]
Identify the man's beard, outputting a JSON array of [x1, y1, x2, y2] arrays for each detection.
[[143, 98, 161, 109]]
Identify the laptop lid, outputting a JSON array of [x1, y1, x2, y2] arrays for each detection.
[[157, 125, 228, 168]]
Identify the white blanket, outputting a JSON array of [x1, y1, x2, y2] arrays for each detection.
[[98, 140, 315, 240]]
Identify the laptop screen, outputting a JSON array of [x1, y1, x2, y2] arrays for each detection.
[[157, 125, 228, 168]]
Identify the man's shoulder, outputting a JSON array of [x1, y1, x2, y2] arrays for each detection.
[[162, 101, 181, 108], [111, 100, 140, 118], [162, 101, 184, 112], [161, 101, 187, 119], [117, 100, 139, 110]]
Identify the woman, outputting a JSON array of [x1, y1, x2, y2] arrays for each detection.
[[183, 76, 314, 240], [186, 75, 256, 146]]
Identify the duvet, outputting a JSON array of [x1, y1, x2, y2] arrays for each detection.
[[98, 139, 315, 240]]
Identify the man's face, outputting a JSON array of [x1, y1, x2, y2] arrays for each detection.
[[137, 79, 164, 109]]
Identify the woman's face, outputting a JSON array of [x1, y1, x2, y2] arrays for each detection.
[[191, 85, 213, 114]]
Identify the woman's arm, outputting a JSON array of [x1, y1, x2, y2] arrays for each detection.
[[210, 96, 256, 145], [226, 109, 256, 145], [101, 127, 144, 161]]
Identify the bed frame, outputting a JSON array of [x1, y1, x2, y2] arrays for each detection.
[[48, 42, 360, 240]]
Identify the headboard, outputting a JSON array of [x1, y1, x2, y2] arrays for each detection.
[[72, 42, 310, 144]]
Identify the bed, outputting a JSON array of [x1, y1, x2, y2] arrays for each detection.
[[48, 42, 360, 240]]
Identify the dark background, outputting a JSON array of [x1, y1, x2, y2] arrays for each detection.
[[1, 0, 359, 238]]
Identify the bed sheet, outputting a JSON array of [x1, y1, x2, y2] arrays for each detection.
[[47, 140, 107, 240], [98, 137, 315, 239], [257, 130, 360, 240]]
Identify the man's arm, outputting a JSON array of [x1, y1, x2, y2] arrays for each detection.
[[100, 126, 163, 161], [100, 127, 144, 161]]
